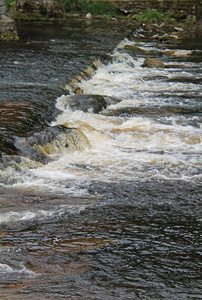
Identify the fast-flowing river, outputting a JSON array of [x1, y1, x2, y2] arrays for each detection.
[[0, 19, 201, 299]]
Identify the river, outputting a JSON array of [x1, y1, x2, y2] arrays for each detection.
[[0, 19, 201, 299]]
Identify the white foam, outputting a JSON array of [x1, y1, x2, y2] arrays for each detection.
[[0, 263, 38, 277], [2, 38, 202, 195], [0, 204, 87, 225]]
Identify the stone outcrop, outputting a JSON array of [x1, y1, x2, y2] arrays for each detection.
[[16, 0, 65, 18], [0, 15, 19, 41], [3, 0, 201, 22]]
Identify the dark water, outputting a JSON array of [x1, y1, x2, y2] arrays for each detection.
[[0, 20, 202, 299], [0, 20, 131, 104], [0, 180, 201, 299]]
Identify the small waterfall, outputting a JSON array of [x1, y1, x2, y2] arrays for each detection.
[[0, 22, 201, 300], [0, 34, 201, 190]]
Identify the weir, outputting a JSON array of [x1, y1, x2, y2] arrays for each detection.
[[0, 19, 201, 299]]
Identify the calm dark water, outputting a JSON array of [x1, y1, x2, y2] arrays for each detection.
[[0, 20, 201, 299]]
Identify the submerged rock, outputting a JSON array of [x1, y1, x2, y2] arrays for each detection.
[[1, 154, 45, 170], [142, 57, 165, 68]]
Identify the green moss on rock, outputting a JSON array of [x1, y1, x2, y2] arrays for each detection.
[[0, 30, 19, 41]]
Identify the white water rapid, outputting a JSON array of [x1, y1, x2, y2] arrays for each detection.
[[0, 38, 201, 224]]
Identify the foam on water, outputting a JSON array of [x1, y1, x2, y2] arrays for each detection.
[[0, 204, 87, 225], [52, 40, 201, 183], [1, 38, 201, 195], [73, 41, 201, 106], [0, 263, 38, 277]]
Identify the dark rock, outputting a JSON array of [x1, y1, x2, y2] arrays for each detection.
[[0, 134, 18, 158], [67, 94, 120, 114], [68, 94, 107, 113]]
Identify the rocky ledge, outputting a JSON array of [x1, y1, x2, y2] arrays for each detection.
[[14, 0, 65, 20], [0, 15, 19, 41]]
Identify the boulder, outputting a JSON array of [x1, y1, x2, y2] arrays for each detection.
[[142, 57, 165, 68], [74, 87, 84, 95]]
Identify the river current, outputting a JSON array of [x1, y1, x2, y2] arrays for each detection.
[[0, 19, 201, 299]]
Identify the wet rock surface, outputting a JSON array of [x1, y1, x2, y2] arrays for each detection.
[[142, 57, 165, 68], [2, 125, 90, 168], [0, 100, 60, 161], [67, 94, 120, 114]]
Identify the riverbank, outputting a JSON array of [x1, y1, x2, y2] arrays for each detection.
[[1, 0, 202, 42], [2, 8, 202, 42]]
